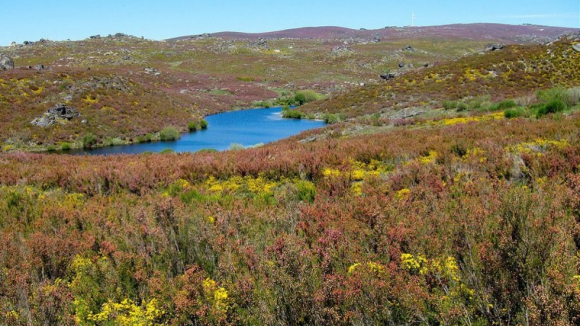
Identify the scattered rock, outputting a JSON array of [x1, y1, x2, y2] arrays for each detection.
[[372, 35, 381, 43], [402, 45, 415, 51], [248, 38, 269, 49], [423, 62, 429, 68], [35, 64, 45, 71], [389, 107, 426, 119], [144, 67, 161, 76], [484, 43, 504, 51], [573, 44, 580, 52], [31, 104, 81, 127], [189, 33, 211, 40], [380, 72, 400, 80], [0, 54, 14, 70], [331, 45, 353, 56]]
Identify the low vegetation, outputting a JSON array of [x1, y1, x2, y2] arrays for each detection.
[[2, 107, 580, 324], [1, 27, 580, 325]]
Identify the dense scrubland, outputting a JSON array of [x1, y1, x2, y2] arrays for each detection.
[[3, 101, 580, 325], [1, 25, 580, 325]]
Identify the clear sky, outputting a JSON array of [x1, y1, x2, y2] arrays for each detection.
[[1, 0, 578, 46]]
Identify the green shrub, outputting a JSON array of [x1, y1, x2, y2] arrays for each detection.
[[537, 87, 567, 103], [136, 135, 148, 143], [566, 87, 580, 107], [197, 148, 218, 153], [199, 119, 208, 129], [295, 180, 316, 203], [187, 121, 198, 131], [282, 109, 304, 119], [442, 100, 467, 111], [295, 90, 324, 105], [466, 95, 491, 110], [536, 99, 567, 118], [82, 133, 97, 148], [236, 76, 254, 82], [490, 99, 517, 111], [159, 148, 175, 154], [60, 142, 71, 150], [504, 107, 527, 119], [159, 126, 181, 141], [323, 113, 340, 124], [229, 143, 244, 150]]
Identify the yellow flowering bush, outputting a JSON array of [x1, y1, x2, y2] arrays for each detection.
[[203, 278, 230, 314], [400, 253, 428, 275]]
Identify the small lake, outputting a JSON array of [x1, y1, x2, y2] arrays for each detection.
[[66, 107, 325, 155]]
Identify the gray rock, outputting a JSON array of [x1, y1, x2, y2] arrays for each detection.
[[0, 54, 14, 70], [248, 38, 268, 49], [573, 44, 580, 52], [484, 43, 504, 51], [31, 104, 81, 127], [380, 72, 400, 80], [331, 45, 353, 56]]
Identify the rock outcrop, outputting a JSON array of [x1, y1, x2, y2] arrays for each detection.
[[484, 43, 505, 51], [31, 104, 81, 127], [380, 72, 400, 80], [0, 54, 14, 70]]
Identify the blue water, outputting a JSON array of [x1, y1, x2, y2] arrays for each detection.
[[66, 107, 325, 155]]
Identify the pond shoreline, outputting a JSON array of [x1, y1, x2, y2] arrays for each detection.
[[55, 106, 325, 155]]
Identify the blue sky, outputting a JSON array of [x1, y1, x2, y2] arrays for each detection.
[[1, 0, 578, 46]]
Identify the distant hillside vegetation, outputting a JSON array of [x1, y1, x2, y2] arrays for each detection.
[[300, 37, 580, 118]]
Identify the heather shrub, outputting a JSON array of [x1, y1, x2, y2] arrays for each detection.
[[159, 126, 180, 141]]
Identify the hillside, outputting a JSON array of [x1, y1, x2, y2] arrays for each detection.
[[0, 24, 576, 151], [174, 23, 576, 42], [299, 35, 580, 119]]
